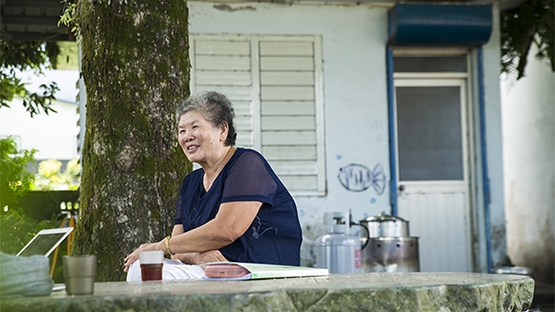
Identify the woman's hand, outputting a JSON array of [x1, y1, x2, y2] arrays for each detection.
[[192, 250, 228, 264], [172, 250, 228, 265], [123, 240, 165, 272]]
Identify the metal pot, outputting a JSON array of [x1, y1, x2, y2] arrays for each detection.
[[358, 212, 419, 273], [359, 211, 410, 240], [362, 237, 419, 272]]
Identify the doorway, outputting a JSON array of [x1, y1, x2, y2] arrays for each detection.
[[393, 53, 474, 272]]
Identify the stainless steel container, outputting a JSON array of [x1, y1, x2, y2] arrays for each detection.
[[362, 237, 419, 272], [359, 211, 409, 238], [359, 212, 420, 273]]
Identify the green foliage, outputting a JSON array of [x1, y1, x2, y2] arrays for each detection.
[[0, 139, 62, 256], [0, 41, 60, 117], [0, 208, 37, 255], [59, 0, 81, 44], [34, 158, 81, 191], [501, 0, 554, 79], [0, 138, 36, 209], [0, 208, 59, 255]]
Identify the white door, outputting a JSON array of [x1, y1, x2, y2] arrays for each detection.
[[395, 78, 473, 272]]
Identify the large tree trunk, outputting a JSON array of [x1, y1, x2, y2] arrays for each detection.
[[74, 0, 190, 281]]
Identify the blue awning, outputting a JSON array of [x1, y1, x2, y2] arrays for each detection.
[[388, 4, 493, 46]]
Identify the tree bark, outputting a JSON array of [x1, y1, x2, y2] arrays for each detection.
[[74, 0, 190, 281]]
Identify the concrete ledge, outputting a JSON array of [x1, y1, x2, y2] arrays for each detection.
[[1, 273, 534, 311]]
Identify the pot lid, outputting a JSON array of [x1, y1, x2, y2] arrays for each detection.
[[360, 211, 408, 223]]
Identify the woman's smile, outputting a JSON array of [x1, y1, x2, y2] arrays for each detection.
[[186, 144, 200, 154]]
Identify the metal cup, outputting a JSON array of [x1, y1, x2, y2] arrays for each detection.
[[63, 255, 96, 295]]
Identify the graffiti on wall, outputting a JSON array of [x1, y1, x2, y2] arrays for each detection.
[[338, 163, 386, 195]]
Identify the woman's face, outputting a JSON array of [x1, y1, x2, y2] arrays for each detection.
[[178, 110, 227, 166]]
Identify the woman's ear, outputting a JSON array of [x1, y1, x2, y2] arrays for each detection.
[[219, 122, 229, 142]]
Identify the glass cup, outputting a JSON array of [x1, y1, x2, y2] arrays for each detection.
[[140, 250, 164, 281], [63, 255, 96, 295]]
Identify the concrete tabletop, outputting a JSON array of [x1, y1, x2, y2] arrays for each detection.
[[0, 272, 534, 311]]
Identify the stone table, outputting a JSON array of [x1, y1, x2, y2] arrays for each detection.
[[0, 272, 534, 311]]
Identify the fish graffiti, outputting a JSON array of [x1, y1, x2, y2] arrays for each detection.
[[338, 163, 386, 195]]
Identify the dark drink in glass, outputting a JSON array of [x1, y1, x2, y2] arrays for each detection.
[[139, 250, 164, 281], [141, 263, 163, 281]]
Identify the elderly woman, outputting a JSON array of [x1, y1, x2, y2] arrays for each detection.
[[124, 91, 302, 280]]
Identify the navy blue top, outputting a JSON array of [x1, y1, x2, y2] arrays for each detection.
[[174, 148, 302, 266]]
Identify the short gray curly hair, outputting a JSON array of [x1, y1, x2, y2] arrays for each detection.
[[176, 91, 237, 146]]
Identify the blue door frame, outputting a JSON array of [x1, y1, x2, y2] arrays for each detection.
[[385, 49, 493, 272]]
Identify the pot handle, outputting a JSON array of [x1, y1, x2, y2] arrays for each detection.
[[358, 222, 370, 250], [348, 210, 369, 250]]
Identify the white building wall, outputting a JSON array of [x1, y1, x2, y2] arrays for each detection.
[[501, 43, 555, 284], [0, 69, 80, 162], [0, 98, 79, 161], [189, 2, 505, 268], [189, 3, 391, 222]]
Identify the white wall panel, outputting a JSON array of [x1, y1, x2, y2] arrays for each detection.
[[194, 85, 252, 101], [270, 160, 318, 175], [260, 57, 314, 71], [398, 193, 471, 272], [196, 40, 250, 55], [262, 131, 316, 145], [195, 55, 251, 70], [233, 101, 253, 115], [234, 115, 253, 131], [262, 101, 315, 116], [236, 132, 254, 147], [261, 86, 315, 100], [261, 72, 314, 86], [262, 116, 315, 130], [280, 175, 318, 191], [262, 146, 316, 160], [196, 71, 252, 86], [260, 41, 313, 56]]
